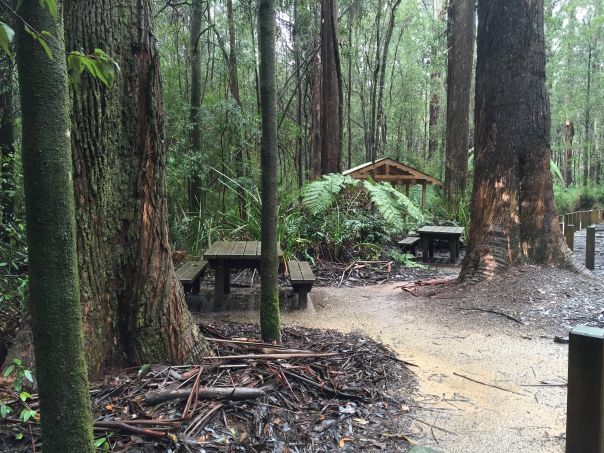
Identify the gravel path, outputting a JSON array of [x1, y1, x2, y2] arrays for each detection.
[[199, 263, 604, 453]]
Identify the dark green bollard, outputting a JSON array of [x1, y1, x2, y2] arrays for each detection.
[[567, 326, 604, 453], [587, 226, 596, 271]]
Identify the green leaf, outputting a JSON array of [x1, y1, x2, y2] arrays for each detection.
[[19, 392, 31, 402], [94, 437, 107, 448], [23, 370, 33, 383], [0, 405, 12, 418], [0, 22, 13, 59], [40, 0, 58, 17], [3, 365, 14, 377], [37, 33, 54, 60], [15, 432, 23, 440], [13, 358, 22, 367]]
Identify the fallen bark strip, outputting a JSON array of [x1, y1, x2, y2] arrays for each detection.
[[144, 386, 267, 405], [452, 372, 527, 396], [204, 337, 311, 353], [201, 352, 338, 361]]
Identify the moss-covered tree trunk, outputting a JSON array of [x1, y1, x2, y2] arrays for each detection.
[[0, 7, 15, 225], [460, 0, 568, 282], [258, 0, 281, 343], [15, 1, 94, 450], [64, 0, 208, 376]]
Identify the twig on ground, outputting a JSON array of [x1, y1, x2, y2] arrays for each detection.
[[453, 372, 527, 396]]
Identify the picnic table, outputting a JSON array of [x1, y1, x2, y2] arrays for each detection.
[[418, 226, 464, 264], [203, 241, 282, 304]]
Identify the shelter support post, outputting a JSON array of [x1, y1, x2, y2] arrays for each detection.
[[421, 181, 426, 210]]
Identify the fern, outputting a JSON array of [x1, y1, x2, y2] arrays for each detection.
[[363, 180, 423, 230], [301, 173, 358, 215]]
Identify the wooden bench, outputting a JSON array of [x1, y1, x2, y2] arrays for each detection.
[[287, 260, 315, 308], [176, 260, 208, 295], [398, 236, 420, 254]]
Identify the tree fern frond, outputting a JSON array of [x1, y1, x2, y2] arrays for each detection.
[[302, 173, 358, 215], [363, 180, 423, 229]]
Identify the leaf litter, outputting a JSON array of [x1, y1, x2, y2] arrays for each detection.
[[0, 321, 417, 451]]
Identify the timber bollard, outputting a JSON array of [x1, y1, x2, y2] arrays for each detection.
[[566, 326, 604, 452], [565, 224, 574, 251], [587, 226, 596, 270]]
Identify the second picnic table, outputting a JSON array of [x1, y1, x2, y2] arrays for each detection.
[[418, 226, 464, 264], [203, 240, 283, 304]]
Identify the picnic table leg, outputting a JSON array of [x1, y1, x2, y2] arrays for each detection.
[[421, 235, 430, 262], [215, 262, 225, 306], [192, 277, 200, 295], [428, 236, 434, 259], [298, 287, 308, 309], [224, 266, 231, 294], [449, 239, 457, 264]]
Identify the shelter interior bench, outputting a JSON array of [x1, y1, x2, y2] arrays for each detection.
[[176, 260, 208, 295], [287, 260, 315, 308]]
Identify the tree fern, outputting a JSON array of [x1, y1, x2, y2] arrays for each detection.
[[301, 173, 358, 215], [363, 180, 423, 229]]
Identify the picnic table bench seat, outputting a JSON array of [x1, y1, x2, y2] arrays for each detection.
[[398, 236, 420, 254], [287, 259, 315, 308], [176, 260, 208, 295]]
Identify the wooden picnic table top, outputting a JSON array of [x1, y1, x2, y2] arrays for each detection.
[[203, 240, 283, 260], [418, 226, 464, 235]]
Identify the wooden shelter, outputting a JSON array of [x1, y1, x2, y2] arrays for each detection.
[[342, 158, 442, 209]]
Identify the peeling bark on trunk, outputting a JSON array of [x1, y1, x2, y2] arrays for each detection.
[[310, 53, 322, 180], [460, 0, 568, 283], [444, 0, 474, 206], [65, 0, 208, 376], [320, 0, 342, 174]]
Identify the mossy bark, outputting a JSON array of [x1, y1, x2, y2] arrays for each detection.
[[258, 0, 281, 343], [15, 1, 94, 450], [459, 0, 568, 282], [64, 0, 209, 376], [0, 6, 15, 225]]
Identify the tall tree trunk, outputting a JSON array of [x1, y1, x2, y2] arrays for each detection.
[[375, 0, 402, 158], [460, 0, 568, 282], [346, 14, 353, 169], [427, 0, 443, 160], [258, 0, 281, 342], [189, 0, 204, 212], [320, 0, 342, 174], [15, 1, 94, 449], [226, 0, 246, 217], [65, 0, 207, 376], [369, 7, 382, 167], [294, 0, 304, 187], [563, 120, 574, 186], [310, 52, 322, 179], [0, 29, 14, 225], [583, 42, 592, 186], [444, 0, 474, 206]]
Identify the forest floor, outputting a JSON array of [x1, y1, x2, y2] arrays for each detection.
[[198, 225, 604, 453]]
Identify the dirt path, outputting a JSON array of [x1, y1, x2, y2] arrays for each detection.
[[205, 281, 569, 452]]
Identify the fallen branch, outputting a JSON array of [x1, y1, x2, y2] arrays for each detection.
[[94, 421, 171, 439], [452, 372, 527, 396], [202, 352, 338, 361], [144, 386, 267, 405], [460, 307, 523, 325], [397, 277, 457, 296]]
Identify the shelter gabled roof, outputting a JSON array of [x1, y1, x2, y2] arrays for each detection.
[[343, 158, 442, 185]]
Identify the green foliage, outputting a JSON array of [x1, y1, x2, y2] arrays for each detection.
[[362, 180, 423, 230], [554, 184, 604, 214], [301, 173, 358, 215], [388, 249, 427, 269], [67, 49, 119, 87], [0, 21, 14, 58]]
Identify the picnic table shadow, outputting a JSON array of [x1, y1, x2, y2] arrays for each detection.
[[185, 286, 304, 314]]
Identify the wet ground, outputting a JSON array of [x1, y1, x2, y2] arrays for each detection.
[[186, 225, 604, 452]]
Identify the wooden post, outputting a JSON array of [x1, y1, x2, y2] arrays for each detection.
[[587, 226, 596, 270], [565, 213, 572, 233], [560, 222, 564, 235], [566, 326, 604, 452], [421, 181, 426, 210], [565, 224, 574, 251], [405, 184, 410, 197]]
